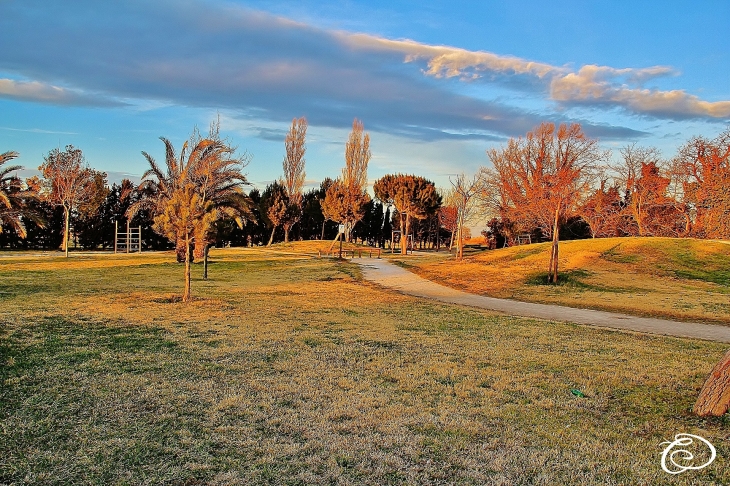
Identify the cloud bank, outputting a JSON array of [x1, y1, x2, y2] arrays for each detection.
[[0, 0, 724, 146]]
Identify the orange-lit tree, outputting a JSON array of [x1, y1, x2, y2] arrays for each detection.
[[488, 122, 606, 282], [438, 204, 458, 251], [613, 144, 686, 237], [674, 128, 730, 239], [373, 174, 441, 255], [153, 183, 215, 302], [578, 180, 623, 238], [322, 119, 371, 242], [39, 145, 107, 257]]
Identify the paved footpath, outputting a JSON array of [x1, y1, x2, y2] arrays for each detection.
[[353, 258, 730, 343]]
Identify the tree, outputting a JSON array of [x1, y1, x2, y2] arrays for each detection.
[[694, 349, 730, 416], [1, 151, 43, 239], [39, 145, 106, 257], [188, 120, 254, 261], [438, 204, 458, 251], [322, 119, 371, 241], [262, 181, 289, 246], [578, 180, 623, 238], [449, 173, 480, 260], [153, 183, 216, 302], [614, 144, 686, 237], [674, 128, 730, 239], [487, 122, 606, 282], [281, 117, 307, 242], [373, 174, 442, 255]]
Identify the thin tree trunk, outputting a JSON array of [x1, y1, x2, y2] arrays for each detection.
[[63, 205, 70, 258], [694, 349, 730, 416], [449, 228, 455, 251], [267, 226, 276, 246], [321, 221, 325, 240], [203, 244, 209, 280], [401, 214, 410, 255], [183, 236, 191, 302], [284, 225, 289, 243], [457, 214, 464, 261], [549, 207, 560, 283]]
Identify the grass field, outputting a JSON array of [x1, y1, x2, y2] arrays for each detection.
[[399, 237, 730, 325], [1, 245, 729, 484]]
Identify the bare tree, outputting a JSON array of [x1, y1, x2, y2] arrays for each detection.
[[449, 173, 480, 260], [488, 123, 606, 282]]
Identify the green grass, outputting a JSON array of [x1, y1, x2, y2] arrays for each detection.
[[0, 246, 728, 484]]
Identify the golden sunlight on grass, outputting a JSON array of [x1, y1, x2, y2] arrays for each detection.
[[401, 237, 730, 324], [1, 247, 728, 484]]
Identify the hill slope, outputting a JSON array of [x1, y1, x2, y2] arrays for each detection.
[[403, 237, 730, 324]]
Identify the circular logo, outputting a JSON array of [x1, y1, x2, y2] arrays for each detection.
[[660, 433, 716, 475]]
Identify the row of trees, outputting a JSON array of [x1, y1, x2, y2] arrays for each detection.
[[2, 119, 729, 290]]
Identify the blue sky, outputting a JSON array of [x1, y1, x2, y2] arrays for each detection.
[[1, 0, 728, 192]]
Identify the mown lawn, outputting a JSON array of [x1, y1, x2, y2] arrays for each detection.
[[399, 237, 730, 325], [0, 247, 728, 485]]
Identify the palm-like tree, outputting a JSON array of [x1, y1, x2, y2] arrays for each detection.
[[127, 137, 190, 261], [0, 151, 43, 238], [128, 136, 253, 298], [189, 140, 254, 264]]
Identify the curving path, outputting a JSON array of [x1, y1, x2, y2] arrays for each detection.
[[353, 258, 730, 343]]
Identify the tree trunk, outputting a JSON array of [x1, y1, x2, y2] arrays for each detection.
[[284, 225, 290, 243], [267, 226, 276, 246], [401, 213, 410, 255], [457, 214, 464, 261], [203, 245, 209, 280], [549, 207, 560, 283], [694, 349, 730, 416], [449, 228, 455, 251], [321, 221, 325, 240], [183, 236, 191, 302], [63, 205, 70, 258]]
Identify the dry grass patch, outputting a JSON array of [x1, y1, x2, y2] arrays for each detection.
[[1, 248, 729, 484], [401, 237, 730, 324]]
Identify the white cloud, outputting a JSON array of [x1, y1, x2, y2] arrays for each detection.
[[344, 34, 729, 120]]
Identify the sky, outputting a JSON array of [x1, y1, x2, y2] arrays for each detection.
[[1, 0, 729, 194]]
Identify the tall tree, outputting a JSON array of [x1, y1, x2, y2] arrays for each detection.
[[281, 117, 307, 242], [614, 144, 685, 237], [322, 119, 371, 241], [39, 145, 106, 257], [1, 151, 43, 239], [578, 180, 623, 238], [487, 122, 606, 282], [188, 120, 254, 260], [373, 174, 442, 255]]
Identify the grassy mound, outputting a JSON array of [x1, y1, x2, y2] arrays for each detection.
[[402, 237, 730, 324]]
